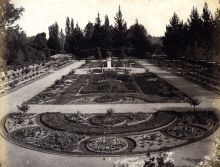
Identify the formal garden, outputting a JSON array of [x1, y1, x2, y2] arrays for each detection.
[[1, 107, 218, 156], [26, 60, 191, 104], [1, 1, 220, 166]]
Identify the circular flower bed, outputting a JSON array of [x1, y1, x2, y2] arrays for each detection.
[[167, 125, 205, 139], [86, 136, 128, 153]]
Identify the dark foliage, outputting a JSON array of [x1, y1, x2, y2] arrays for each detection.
[[163, 3, 218, 61]]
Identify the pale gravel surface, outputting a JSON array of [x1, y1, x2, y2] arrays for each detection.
[[0, 59, 220, 167]]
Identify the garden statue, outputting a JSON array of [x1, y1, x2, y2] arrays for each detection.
[[107, 51, 112, 69]]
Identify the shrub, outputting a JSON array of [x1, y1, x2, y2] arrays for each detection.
[[106, 108, 114, 116], [8, 81, 17, 88], [14, 80, 19, 85], [189, 96, 200, 112], [55, 79, 64, 85], [61, 75, 66, 80], [16, 104, 30, 115]]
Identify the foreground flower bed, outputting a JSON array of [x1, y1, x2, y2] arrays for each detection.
[[1, 111, 218, 156]]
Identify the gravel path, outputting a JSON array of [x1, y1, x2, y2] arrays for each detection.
[[137, 60, 220, 109]]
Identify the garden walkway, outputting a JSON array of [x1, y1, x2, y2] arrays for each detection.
[[137, 60, 220, 109]]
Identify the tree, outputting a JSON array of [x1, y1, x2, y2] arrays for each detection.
[[201, 3, 215, 60], [70, 18, 74, 34], [104, 15, 110, 28], [0, 0, 24, 70], [59, 28, 65, 53], [163, 13, 185, 59], [128, 19, 151, 57], [0, 0, 24, 29], [214, 8, 220, 62], [102, 15, 113, 49], [64, 17, 71, 53], [47, 22, 61, 54], [84, 22, 94, 49], [113, 6, 128, 49], [30, 32, 50, 60], [5, 27, 27, 65], [90, 13, 104, 49], [71, 23, 84, 56], [187, 7, 204, 59]]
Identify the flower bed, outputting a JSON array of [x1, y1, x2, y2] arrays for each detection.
[[86, 136, 128, 153], [26, 60, 191, 104], [2, 111, 218, 156]]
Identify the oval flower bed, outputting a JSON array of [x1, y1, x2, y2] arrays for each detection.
[[86, 136, 128, 153]]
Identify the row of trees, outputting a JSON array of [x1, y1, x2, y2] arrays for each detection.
[[2, 0, 52, 69], [6, 28, 51, 66], [47, 6, 152, 58], [2, 1, 161, 68], [163, 3, 220, 62]]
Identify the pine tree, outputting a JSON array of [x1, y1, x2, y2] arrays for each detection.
[[95, 13, 101, 29], [163, 13, 185, 59], [64, 17, 71, 53], [59, 29, 65, 53], [91, 13, 104, 49], [84, 22, 94, 49], [113, 6, 128, 49], [201, 2, 214, 60], [70, 18, 74, 34], [188, 7, 202, 47], [214, 8, 220, 62], [71, 23, 84, 56], [102, 15, 113, 49], [104, 15, 110, 28]]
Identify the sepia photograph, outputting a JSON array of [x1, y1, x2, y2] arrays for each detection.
[[0, 0, 220, 166]]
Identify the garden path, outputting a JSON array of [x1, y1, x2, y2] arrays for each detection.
[[137, 60, 220, 109]]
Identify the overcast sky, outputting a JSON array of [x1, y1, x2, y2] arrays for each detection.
[[12, 0, 219, 37]]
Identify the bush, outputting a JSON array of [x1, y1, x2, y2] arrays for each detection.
[[8, 82, 15, 88], [55, 79, 64, 85], [16, 104, 30, 115], [14, 80, 19, 85], [61, 75, 66, 80]]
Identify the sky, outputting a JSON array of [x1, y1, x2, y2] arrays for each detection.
[[12, 0, 220, 37]]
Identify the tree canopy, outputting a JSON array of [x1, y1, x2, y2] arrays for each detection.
[[163, 3, 219, 61]]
